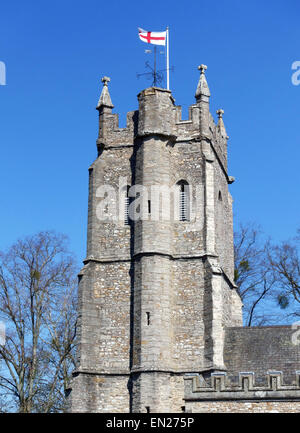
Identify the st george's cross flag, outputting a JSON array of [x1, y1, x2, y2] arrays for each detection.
[[138, 27, 166, 46]]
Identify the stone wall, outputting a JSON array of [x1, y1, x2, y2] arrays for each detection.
[[172, 259, 205, 370], [171, 140, 205, 257], [186, 401, 300, 413], [87, 146, 133, 261], [69, 373, 130, 412], [132, 254, 173, 371], [214, 148, 234, 280], [75, 261, 131, 373]]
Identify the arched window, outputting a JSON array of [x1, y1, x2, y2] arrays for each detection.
[[218, 190, 222, 202], [177, 180, 190, 222]]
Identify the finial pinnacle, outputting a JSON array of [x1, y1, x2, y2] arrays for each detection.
[[101, 76, 111, 86], [198, 64, 207, 75], [195, 64, 210, 100], [217, 109, 224, 118], [216, 109, 228, 138], [97, 76, 113, 110]]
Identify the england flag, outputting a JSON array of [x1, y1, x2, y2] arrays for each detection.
[[138, 27, 166, 46]]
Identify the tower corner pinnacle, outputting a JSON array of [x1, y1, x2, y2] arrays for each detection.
[[96, 76, 114, 111], [195, 64, 211, 101], [217, 108, 229, 139]]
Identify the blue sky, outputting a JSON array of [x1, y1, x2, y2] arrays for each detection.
[[0, 0, 299, 263]]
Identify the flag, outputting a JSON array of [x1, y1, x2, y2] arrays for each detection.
[[138, 27, 166, 46]]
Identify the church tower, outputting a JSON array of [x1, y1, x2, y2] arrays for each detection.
[[68, 66, 243, 413]]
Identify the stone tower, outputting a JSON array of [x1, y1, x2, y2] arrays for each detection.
[[68, 66, 244, 413]]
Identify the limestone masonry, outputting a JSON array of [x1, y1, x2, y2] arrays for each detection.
[[67, 67, 300, 413]]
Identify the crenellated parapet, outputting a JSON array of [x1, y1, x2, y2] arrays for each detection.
[[96, 76, 138, 152], [184, 371, 300, 401], [96, 71, 231, 181], [96, 109, 138, 152], [174, 104, 200, 140]]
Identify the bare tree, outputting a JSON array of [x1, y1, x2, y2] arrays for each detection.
[[234, 223, 277, 326], [268, 229, 300, 318], [0, 231, 77, 412]]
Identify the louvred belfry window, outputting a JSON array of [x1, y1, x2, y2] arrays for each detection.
[[177, 180, 190, 222], [123, 185, 130, 225]]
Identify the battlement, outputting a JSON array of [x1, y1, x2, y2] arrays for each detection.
[[97, 110, 138, 151], [99, 101, 226, 141], [98, 103, 229, 179], [173, 104, 200, 139], [184, 371, 300, 401], [96, 72, 229, 175]]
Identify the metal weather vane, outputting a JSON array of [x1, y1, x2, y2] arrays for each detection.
[[137, 47, 172, 87], [137, 27, 172, 89]]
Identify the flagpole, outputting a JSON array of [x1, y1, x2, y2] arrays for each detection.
[[166, 26, 169, 90], [154, 45, 157, 86]]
